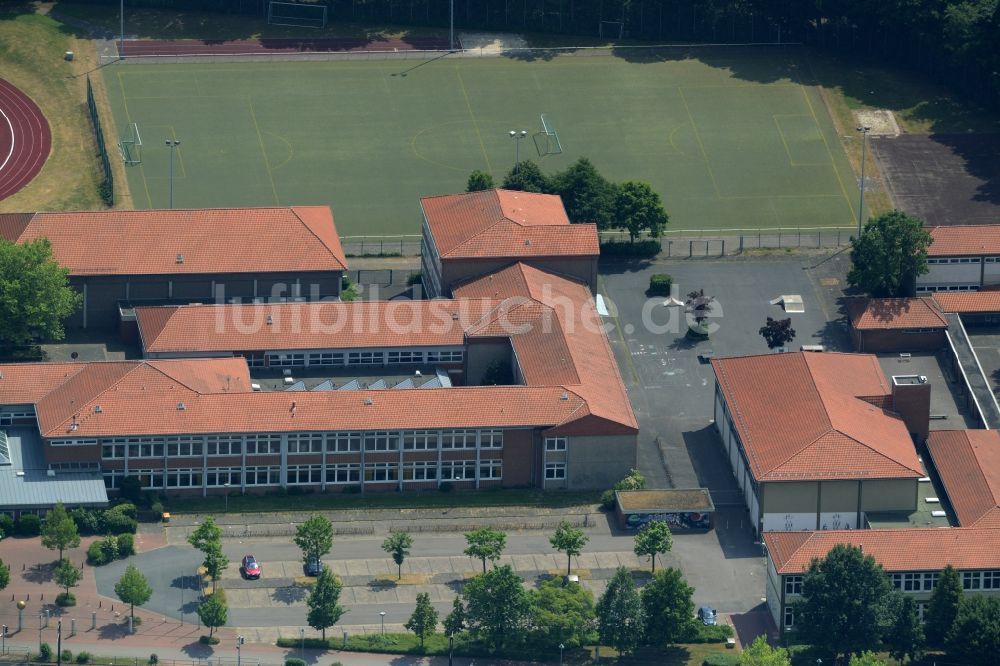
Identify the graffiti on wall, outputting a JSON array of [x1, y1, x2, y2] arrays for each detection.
[[624, 511, 712, 531]]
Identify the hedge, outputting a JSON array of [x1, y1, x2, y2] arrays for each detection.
[[600, 239, 661, 258], [649, 273, 673, 296], [702, 653, 739, 666]]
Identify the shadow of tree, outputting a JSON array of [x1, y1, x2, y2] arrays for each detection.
[[23, 563, 56, 585], [271, 585, 309, 605]]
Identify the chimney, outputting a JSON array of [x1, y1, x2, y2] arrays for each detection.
[[891, 375, 931, 443]]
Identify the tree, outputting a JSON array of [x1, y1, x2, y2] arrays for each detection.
[[847, 210, 932, 297], [613, 181, 669, 241], [0, 238, 80, 354], [686, 289, 714, 326], [187, 517, 222, 552], [114, 564, 152, 624], [758, 317, 796, 350], [924, 564, 962, 647], [382, 531, 413, 580], [54, 558, 83, 597], [550, 157, 616, 228], [848, 652, 888, 666], [293, 515, 334, 563], [462, 564, 532, 651], [739, 635, 791, 666], [0, 559, 9, 591], [633, 521, 673, 573], [596, 567, 643, 657], [641, 567, 696, 646], [886, 593, 925, 663], [464, 527, 507, 574], [946, 595, 1000, 665], [405, 592, 439, 649], [197, 590, 228, 637], [501, 160, 550, 193], [466, 170, 495, 192], [201, 542, 229, 594], [443, 597, 466, 637], [306, 566, 345, 641], [549, 521, 589, 576], [528, 578, 597, 651], [41, 502, 80, 561], [796, 544, 895, 659]]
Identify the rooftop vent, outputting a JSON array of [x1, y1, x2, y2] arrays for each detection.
[[931, 510, 947, 518], [560, 392, 569, 401], [525, 239, 532, 246], [94, 405, 102, 413], [363, 397, 374, 406], [266, 315, 274, 325], [47, 469, 56, 477], [176, 254, 184, 264], [415, 370, 422, 377], [925, 497, 940, 503], [176, 402, 186, 411], [452, 312, 459, 320]]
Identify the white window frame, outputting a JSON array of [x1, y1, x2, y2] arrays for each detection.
[[545, 437, 567, 452], [784, 576, 802, 596], [545, 462, 566, 480], [403, 461, 438, 482], [330, 432, 362, 453], [364, 462, 398, 482], [479, 460, 502, 480], [326, 463, 360, 484]]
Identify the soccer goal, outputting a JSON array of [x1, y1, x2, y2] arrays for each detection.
[[267, 1, 328, 28], [538, 114, 563, 155], [117, 122, 142, 166], [599, 20, 624, 39]]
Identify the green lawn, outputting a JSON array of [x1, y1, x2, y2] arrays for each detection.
[[102, 50, 862, 236]]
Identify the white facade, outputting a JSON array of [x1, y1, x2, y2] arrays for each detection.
[[915, 256, 1000, 292], [714, 384, 761, 533]]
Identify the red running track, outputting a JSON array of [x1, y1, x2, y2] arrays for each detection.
[[0, 79, 51, 202], [119, 36, 449, 57]]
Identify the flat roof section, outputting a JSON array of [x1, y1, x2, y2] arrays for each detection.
[[616, 489, 714, 513], [0, 428, 107, 510]]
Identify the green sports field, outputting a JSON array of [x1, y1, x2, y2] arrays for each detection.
[[102, 52, 862, 237]]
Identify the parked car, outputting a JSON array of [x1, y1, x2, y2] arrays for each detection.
[[241, 555, 261, 579], [697, 606, 717, 626], [304, 556, 322, 576]]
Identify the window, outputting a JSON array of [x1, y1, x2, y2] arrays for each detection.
[[982, 571, 1000, 589], [167, 438, 203, 457], [387, 350, 423, 364], [545, 462, 566, 480], [427, 350, 463, 363], [288, 434, 323, 454], [130, 470, 163, 489], [917, 602, 929, 622], [364, 463, 398, 482], [287, 465, 323, 485], [441, 460, 476, 481], [166, 469, 202, 488], [348, 351, 382, 365], [267, 352, 305, 367], [49, 461, 99, 471], [245, 466, 280, 486], [50, 439, 98, 447], [326, 463, 360, 484], [903, 328, 939, 334], [963, 571, 982, 590], [890, 573, 902, 590], [481, 430, 503, 449], [784, 576, 802, 596], [206, 468, 241, 487], [441, 430, 474, 449], [244, 355, 265, 368], [103, 470, 121, 489], [403, 461, 437, 482], [364, 432, 398, 451], [308, 352, 344, 366], [402, 431, 436, 450], [479, 460, 502, 480], [545, 437, 567, 452], [923, 572, 939, 591], [102, 443, 125, 459], [245, 434, 280, 455], [330, 432, 362, 453], [783, 606, 794, 629], [206, 435, 242, 456]]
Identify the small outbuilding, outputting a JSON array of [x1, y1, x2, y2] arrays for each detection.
[[615, 488, 715, 531]]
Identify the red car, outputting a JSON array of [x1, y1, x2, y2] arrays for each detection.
[[241, 555, 261, 579]]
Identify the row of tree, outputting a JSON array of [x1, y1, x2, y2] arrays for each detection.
[[468, 157, 669, 242]]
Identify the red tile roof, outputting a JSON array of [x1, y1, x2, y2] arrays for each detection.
[[2, 207, 346, 275], [764, 528, 1000, 574], [0, 363, 87, 405], [931, 291, 1000, 314], [846, 297, 947, 330], [926, 430, 1000, 528], [137, 300, 498, 354], [711, 352, 923, 482], [421, 190, 599, 259], [928, 225, 1000, 256]]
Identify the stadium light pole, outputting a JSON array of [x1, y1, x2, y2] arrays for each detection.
[[856, 125, 871, 237], [449, 0, 454, 51], [120, 0, 125, 59], [509, 130, 527, 173], [165, 139, 180, 209]]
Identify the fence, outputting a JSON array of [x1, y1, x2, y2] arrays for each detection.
[[340, 235, 421, 257], [85, 76, 114, 206], [600, 226, 856, 257]]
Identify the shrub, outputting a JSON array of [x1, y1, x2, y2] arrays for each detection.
[[149, 654, 158, 665], [38, 643, 52, 662], [61, 650, 73, 663], [406, 272, 422, 287], [276, 638, 330, 649], [439, 482, 453, 493], [103, 505, 137, 535], [86, 541, 107, 566], [117, 533, 135, 557], [702, 654, 739, 666], [0, 514, 13, 537], [648, 273, 673, 296], [75, 652, 92, 664], [600, 239, 661, 258], [686, 623, 734, 643], [600, 490, 617, 511], [56, 592, 76, 607], [15, 513, 41, 536], [100, 535, 120, 561], [70, 508, 102, 535], [285, 658, 307, 666], [199, 635, 220, 645], [150, 500, 164, 516]]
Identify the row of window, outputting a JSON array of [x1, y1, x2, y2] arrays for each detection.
[[0, 410, 34, 426], [927, 257, 979, 264], [255, 349, 465, 368], [915, 284, 978, 293], [99, 430, 505, 459], [785, 569, 1000, 597], [103, 460, 504, 489]]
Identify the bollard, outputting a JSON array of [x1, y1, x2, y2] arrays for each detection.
[[70, 619, 75, 637], [91, 612, 96, 631], [128, 616, 133, 635], [343, 630, 347, 649]]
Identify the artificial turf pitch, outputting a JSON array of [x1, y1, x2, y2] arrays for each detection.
[[102, 52, 862, 237]]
